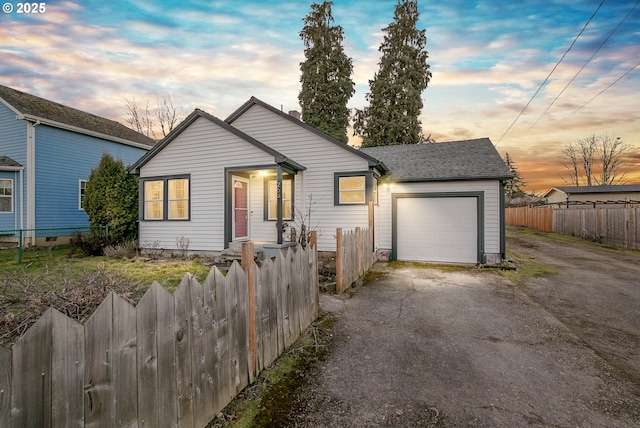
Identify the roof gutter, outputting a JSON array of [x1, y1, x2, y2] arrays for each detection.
[[16, 113, 153, 150]]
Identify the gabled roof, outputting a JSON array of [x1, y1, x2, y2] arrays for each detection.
[[225, 96, 389, 174], [0, 156, 23, 171], [129, 108, 306, 175], [543, 184, 640, 197], [0, 84, 155, 148], [360, 138, 512, 182]]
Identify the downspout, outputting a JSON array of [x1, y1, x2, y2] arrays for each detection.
[[26, 119, 38, 246], [500, 180, 506, 260], [19, 168, 23, 234]]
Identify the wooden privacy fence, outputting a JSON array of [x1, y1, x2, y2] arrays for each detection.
[[336, 226, 376, 294], [506, 205, 640, 250], [554, 206, 640, 249], [0, 240, 319, 428], [505, 206, 553, 232]]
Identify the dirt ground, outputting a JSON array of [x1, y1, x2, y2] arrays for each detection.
[[285, 228, 640, 427]]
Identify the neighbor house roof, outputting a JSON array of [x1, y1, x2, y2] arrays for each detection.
[[0, 155, 23, 171], [0, 84, 155, 148], [129, 108, 306, 175], [226, 96, 389, 174], [360, 138, 512, 182], [543, 185, 640, 197]]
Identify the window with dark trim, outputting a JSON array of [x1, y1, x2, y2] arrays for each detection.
[[142, 176, 190, 220], [79, 179, 87, 210], [265, 178, 293, 220], [334, 172, 377, 205], [339, 176, 365, 204], [0, 179, 12, 213]]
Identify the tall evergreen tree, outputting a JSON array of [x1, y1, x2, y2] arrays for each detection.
[[503, 153, 526, 200], [354, 0, 431, 147], [299, 1, 354, 143], [84, 154, 139, 243]]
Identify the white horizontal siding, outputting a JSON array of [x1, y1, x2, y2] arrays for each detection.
[[139, 117, 275, 252], [232, 106, 372, 251], [376, 180, 502, 255]]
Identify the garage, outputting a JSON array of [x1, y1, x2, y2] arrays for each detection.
[[394, 194, 480, 264]]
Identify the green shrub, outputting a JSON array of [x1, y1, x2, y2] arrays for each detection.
[[70, 230, 108, 256], [84, 154, 139, 244]]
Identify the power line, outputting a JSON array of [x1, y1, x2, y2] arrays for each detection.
[[494, 0, 605, 147], [526, 0, 640, 132], [569, 59, 640, 115]]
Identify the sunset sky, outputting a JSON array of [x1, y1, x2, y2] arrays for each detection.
[[1, 0, 639, 193]]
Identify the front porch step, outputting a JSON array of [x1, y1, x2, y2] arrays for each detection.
[[219, 246, 265, 263]]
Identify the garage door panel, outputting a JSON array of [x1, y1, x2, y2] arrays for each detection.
[[396, 197, 477, 263]]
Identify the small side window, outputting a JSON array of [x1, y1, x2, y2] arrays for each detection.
[[79, 180, 87, 210], [0, 179, 12, 213]]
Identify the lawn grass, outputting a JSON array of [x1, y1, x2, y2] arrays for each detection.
[[0, 245, 214, 292]]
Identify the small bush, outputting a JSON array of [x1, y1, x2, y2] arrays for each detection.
[[104, 240, 138, 259], [70, 230, 108, 256]]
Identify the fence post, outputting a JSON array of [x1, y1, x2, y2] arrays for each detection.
[[241, 242, 257, 377], [310, 231, 319, 314], [368, 201, 375, 249], [18, 229, 23, 263], [336, 228, 343, 294], [356, 227, 362, 276]]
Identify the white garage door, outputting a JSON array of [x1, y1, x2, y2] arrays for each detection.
[[396, 197, 478, 263]]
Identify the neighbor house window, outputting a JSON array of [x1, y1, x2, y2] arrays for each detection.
[[143, 176, 190, 220], [79, 180, 87, 210], [0, 179, 12, 213], [266, 179, 292, 220], [339, 176, 366, 204]]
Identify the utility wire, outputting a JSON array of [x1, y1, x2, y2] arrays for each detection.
[[494, 0, 605, 146], [569, 59, 640, 115], [525, 0, 640, 132]]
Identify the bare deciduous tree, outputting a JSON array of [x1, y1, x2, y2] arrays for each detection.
[[125, 95, 183, 140], [561, 143, 580, 186], [561, 133, 630, 186], [598, 135, 630, 185]]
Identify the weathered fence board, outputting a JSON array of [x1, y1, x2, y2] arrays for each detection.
[[336, 227, 376, 293], [112, 294, 137, 427], [0, 346, 10, 427], [136, 282, 177, 427], [51, 309, 84, 428], [85, 294, 116, 427], [0, 242, 319, 428], [12, 308, 53, 427]]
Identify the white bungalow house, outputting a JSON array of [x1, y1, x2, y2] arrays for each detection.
[[130, 97, 512, 264]]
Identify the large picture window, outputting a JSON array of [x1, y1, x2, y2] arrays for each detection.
[[143, 176, 190, 220], [0, 179, 12, 213], [266, 179, 292, 220]]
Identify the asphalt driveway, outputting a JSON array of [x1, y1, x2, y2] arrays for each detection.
[[289, 228, 640, 427]]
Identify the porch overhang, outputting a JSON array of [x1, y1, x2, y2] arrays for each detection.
[[224, 160, 303, 250]]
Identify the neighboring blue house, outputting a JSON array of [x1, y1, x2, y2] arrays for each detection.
[[0, 84, 155, 245]]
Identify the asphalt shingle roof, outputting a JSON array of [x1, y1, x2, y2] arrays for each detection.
[[360, 138, 512, 182], [0, 84, 155, 147], [550, 185, 640, 194]]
